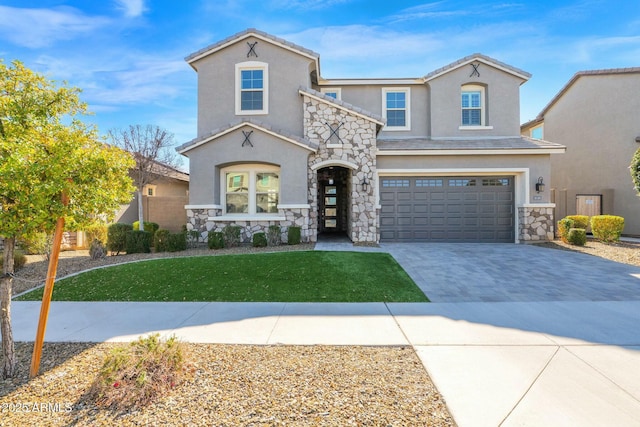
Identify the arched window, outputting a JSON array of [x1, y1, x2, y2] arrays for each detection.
[[221, 164, 280, 215]]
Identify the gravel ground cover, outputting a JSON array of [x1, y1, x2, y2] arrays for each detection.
[[539, 238, 640, 267], [0, 343, 456, 426]]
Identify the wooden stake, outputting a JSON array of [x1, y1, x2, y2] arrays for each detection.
[[30, 193, 68, 378]]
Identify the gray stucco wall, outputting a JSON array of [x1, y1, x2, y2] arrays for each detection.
[[429, 64, 524, 138], [186, 126, 311, 205], [192, 36, 315, 138], [543, 73, 640, 235]]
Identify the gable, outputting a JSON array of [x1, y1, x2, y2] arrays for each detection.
[[424, 53, 531, 83]]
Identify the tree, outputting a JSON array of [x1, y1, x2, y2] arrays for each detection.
[[0, 60, 135, 378], [108, 125, 179, 232], [631, 147, 640, 196]]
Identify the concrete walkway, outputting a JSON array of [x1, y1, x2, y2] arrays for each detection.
[[10, 241, 640, 426]]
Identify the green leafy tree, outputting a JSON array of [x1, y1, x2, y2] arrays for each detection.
[[0, 60, 135, 378], [631, 147, 640, 195]]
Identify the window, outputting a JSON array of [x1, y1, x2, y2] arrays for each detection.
[[235, 62, 268, 115], [382, 88, 410, 131], [223, 165, 279, 215], [144, 185, 157, 197], [321, 88, 341, 100], [530, 125, 543, 139], [460, 84, 487, 127]]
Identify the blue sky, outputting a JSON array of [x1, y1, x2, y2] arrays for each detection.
[[1, 0, 639, 154]]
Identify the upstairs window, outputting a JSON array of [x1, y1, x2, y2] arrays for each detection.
[[461, 84, 486, 127], [382, 88, 410, 131], [321, 88, 342, 100], [235, 62, 268, 115]]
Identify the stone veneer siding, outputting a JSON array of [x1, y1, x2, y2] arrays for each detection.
[[302, 95, 379, 244], [186, 208, 311, 243], [518, 206, 555, 242]]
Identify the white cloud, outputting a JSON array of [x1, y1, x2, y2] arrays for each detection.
[[0, 5, 110, 48], [114, 0, 147, 18]]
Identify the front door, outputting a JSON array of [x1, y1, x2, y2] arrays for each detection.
[[317, 167, 349, 235]]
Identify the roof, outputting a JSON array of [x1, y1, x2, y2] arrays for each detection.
[[185, 28, 320, 69], [148, 160, 189, 181], [423, 53, 531, 83], [298, 86, 386, 129], [533, 67, 640, 120], [176, 119, 318, 155], [377, 136, 565, 154]]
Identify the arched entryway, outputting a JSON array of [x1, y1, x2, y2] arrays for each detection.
[[317, 166, 351, 239]]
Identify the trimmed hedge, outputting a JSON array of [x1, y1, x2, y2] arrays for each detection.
[[223, 225, 242, 247], [107, 223, 133, 255], [133, 221, 159, 237], [557, 217, 575, 243], [252, 232, 267, 247], [591, 215, 624, 243], [154, 229, 171, 252], [208, 231, 224, 250], [567, 228, 587, 246], [565, 215, 589, 229], [125, 230, 152, 254], [167, 233, 187, 252], [287, 226, 301, 245]]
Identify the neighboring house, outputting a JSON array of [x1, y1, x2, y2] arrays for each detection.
[[177, 28, 564, 244], [521, 68, 640, 236], [115, 160, 190, 233]]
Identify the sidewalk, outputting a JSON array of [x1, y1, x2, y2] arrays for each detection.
[[11, 300, 640, 426]]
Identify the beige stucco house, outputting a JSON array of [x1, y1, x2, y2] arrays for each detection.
[[521, 68, 640, 236], [177, 29, 564, 244]]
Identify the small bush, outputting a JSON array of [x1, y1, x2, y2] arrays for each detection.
[[133, 221, 159, 236], [0, 249, 27, 271], [89, 240, 106, 260], [287, 226, 301, 245], [565, 215, 590, 229], [125, 230, 152, 254], [267, 225, 281, 246], [252, 232, 268, 247], [223, 225, 242, 247], [85, 224, 108, 248], [567, 228, 587, 246], [88, 334, 188, 410], [19, 232, 52, 257], [107, 223, 133, 255], [557, 217, 575, 243], [167, 233, 187, 252], [186, 230, 200, 249], [154, 229, 171, 252], [591, 215, 625, 243], [208, 231, 224, 250]]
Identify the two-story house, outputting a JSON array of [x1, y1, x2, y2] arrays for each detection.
[[177, 29, 564, 244]]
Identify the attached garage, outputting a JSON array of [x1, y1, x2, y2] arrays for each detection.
[[379, 176, 514, 243]]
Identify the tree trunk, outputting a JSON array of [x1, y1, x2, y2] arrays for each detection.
[[1, 236, 16, 379], [137, 189, 145, 231]]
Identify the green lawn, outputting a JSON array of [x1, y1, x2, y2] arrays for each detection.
[[17, 251, 429, 302]]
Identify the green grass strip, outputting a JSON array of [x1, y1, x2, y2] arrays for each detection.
[[17, 251, 429, 302]]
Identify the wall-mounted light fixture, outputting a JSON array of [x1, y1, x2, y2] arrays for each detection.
[[362, 177, 369, 192], [535, 177, 545, 193], [635, 136, 640, 143]]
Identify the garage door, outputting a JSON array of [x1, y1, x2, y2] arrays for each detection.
[[380, 176, 514, 243]]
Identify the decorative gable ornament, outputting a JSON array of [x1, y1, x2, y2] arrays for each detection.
[[470, 62, 481, 78], [247, 41, 258, 58], [242, 130, 254, 147], [325, 122, 344, 145]]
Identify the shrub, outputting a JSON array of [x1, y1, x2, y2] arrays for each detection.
[[88, 334, 188, 410], [19, 232, 52, 257], [107, 223, 133, 255], [557, 217, 575, 243], [567, 228, 587, 246], [591, 215, 625, 243], [186, 230, 200, 249], [252, 232, 267, 247], [154, 229, 171, 252], [89, 240, 106, 260], [125, 230, 152, 254], [85, 224, 108, 248], [208, 231, 224, 250], [267, 225, 281, 246], [287, 226, 301, 245], [167, 233, 187, 252], [133, 221, 159, 238], [565, 215, 590, 229], [0, 249, 27, 271], [223, 225, 242, 247]]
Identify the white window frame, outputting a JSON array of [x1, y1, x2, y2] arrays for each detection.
[[220, 164, 280, 216], [144, 184, 157, 197], [460, 84, 493, 130], [382, 88, 411, 131], [321, 88, 342, 100], [235, 61, 269, 115]]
